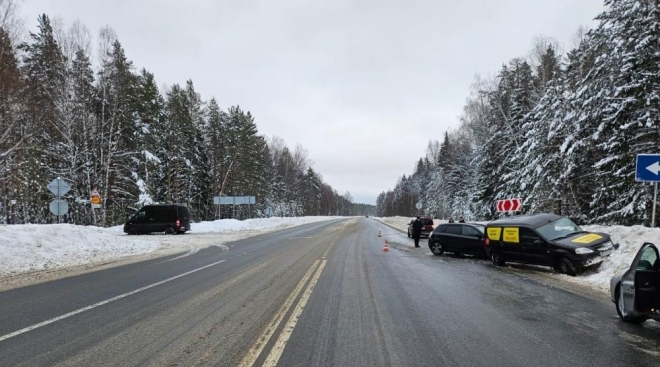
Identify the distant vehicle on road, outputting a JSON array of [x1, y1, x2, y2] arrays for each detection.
[[485, 213, 616, 276], [407, 217, 434, 238], [610, 242, 660, 324], [124, 204, 191, 235], [428, 223, 487, 257]]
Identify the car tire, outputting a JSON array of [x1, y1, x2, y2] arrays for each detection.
[[491, 252, 505, 267], [556, 257, 578, 276], [128, 228, 138, 236], [430, 241, 444, 256], [164, 227, 176, 235], [615, 286, 648, 324]]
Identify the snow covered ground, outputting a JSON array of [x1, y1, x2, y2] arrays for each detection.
[[0, 216, 341, 279], [375, 216, 660, 293]]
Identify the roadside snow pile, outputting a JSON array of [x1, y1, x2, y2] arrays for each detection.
[[0, 224, 159, 276], [0, 216, 342, 277], [191, 216, 342, 233], [569, 224, 660, 291]]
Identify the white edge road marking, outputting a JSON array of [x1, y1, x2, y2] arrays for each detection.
[[0, 259, 227, 343], [263, 259, 327, 367], [238, 260, 320, 367]]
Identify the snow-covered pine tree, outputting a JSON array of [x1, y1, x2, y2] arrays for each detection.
[[0, 26, 23, 223], [19, 14, 67, 222], [134, 69, 166, 207], [96, 39, 139, 225], [587, 0, 660, 225]]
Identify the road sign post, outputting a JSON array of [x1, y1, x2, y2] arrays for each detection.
[[213, 196, 257, 219], [496, 198, 522, 213], [635, 154, 660, 227], [47, 178, 71, 223]]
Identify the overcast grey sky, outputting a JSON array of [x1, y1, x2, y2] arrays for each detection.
[[21, 0, 604, 205]]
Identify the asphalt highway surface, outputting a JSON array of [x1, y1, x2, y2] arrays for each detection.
[[1, 218, 659, 366]]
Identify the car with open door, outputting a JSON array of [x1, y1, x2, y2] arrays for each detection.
[[610, 242, 660, 324]]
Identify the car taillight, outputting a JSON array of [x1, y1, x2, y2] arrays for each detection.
[[176, 219, 181, 227], [484, 237, 490, 247]]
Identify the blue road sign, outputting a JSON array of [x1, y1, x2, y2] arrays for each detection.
[[636, 154, 660, 182]]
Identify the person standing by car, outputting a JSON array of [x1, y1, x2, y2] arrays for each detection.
[[412, 216, 423, 248], [458, 216, 465, 223], [448, 217, 455, 223]]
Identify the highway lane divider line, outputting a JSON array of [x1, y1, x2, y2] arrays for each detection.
[[238, 260, 320, 367], [263, 259, 328, 367], [321, 241, 335, 259], [0, 259, 227, 343]]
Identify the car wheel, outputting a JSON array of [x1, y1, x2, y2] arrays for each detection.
[[430, 241, 444, 256], [491, 252, 505, 267], [164, 227, 176, 235], [128, 228, 138, 236], [556, 257, 578, 276], [615, 286, 648, 324]]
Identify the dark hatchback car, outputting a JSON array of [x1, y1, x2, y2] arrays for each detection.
[[485, 213, 616, 275], [428, 223, 487, 257], [407, 217, 434, 238], [124, 204, 191, 235]]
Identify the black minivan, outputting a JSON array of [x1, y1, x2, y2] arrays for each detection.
[[485, 213, 616, 275], [124, 204, 191, 235]]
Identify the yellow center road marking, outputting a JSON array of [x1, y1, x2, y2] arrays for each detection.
[[321, 242, 335, 259], [238, 260, 321, 367], [263, 260, 327, 367]]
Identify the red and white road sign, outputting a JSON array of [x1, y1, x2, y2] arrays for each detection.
[[496, 198, 522, 212]]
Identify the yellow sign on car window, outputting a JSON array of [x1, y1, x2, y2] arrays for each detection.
[[487, 227, 502, 241], [503, 227, 519, 243], [572, 233, 602, 244]]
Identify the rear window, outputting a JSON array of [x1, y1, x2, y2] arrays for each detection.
[[445, 225, 461, 235], [422, 219, 434, 225], [177, 206, 190, 220], [462, 226, 482, 236]]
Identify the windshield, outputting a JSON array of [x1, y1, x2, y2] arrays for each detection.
[[536, 217, 583, 241], [474, 225, 486, 233]]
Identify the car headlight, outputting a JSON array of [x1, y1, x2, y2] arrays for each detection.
[[575, 247, 594, 255]]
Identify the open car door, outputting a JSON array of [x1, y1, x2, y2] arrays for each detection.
[[633, 244, 660, 314]]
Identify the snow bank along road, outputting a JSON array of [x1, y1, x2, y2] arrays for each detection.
[[0, 216, 341, 291], [0, 218, 659, 366]]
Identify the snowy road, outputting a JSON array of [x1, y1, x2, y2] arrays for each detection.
[[0, 218, 659, 366]]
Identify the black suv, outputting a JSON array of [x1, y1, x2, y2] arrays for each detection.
[[485, 213, 616, 275], [428, 223, 487, 257], [124, 204, 191, 235], [407, 217, 434, 238]]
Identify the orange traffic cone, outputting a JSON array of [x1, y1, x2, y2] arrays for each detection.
[[383, 244, 389, 252], [378, 230, 381, 237]]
